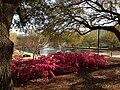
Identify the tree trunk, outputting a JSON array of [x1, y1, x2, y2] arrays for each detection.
[[0, 1, 19, 90], [103, 26, 120, 41], [112, 28, 120, 41], [88, 44, 90, 48], [0, 35, 14, 90]]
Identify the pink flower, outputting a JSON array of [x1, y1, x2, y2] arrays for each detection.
[[74, 72, 78, 75]]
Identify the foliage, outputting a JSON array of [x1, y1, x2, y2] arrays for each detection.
[[82, 32, 98, 48], [16, 32, 47, 58], [12, 0, 120, 41], [48, 0, 120, 41], [9, 32, 17, 46], [13, 0, 52, 30], [42, 28, 83, 47], [42, 27, 63, 48], [12, 51, 107, 84], [62, 32, 83, 47], [100, 31, 120, 47]]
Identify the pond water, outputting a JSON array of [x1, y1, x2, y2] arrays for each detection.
[[20, 47, 113, 56], [39, 48, 88, 55]]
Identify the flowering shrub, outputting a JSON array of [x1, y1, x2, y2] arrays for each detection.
[[49, 51, 107, 74], [12, 56, 58, 84], [12, 51, 108, 84]]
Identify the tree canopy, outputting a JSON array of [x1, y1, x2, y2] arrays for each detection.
[[82, 31, 97, 48], [100, 31, 120, 47], [11, 0, 120, 41], [45, 0, 120, 41]]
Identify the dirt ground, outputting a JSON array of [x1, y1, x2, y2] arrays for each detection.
[[14, 57, 120, 90]]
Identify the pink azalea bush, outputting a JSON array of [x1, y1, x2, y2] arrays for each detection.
[[12, 55, 59, 84], [49, 51, 107, 74], [12, 51, 108, 84]]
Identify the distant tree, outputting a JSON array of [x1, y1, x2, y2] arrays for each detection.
[[62, 32, 83, 47], [9, 32, 17, 47], [82, 32, 97, 48], [42, 27, 83, 48], [17, 32, 47, 59], [100, 31, 120, 47], [42, 27, 62, 48]]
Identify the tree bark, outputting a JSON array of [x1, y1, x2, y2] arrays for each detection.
[[111, 27, 120, 41], [0, 1, 19, 90]]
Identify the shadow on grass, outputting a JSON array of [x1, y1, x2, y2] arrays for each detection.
[[70, 64, 120, 90], [106, 64, 120, 69]]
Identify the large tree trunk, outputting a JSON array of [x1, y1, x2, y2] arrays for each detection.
[[111, 27, 120, 41], [0, 1, 19, 90]]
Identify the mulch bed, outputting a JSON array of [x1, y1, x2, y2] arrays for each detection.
[[14, 57, 120, 90]]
